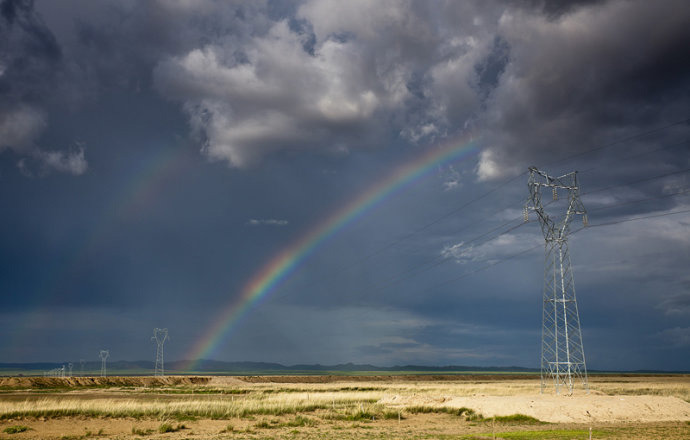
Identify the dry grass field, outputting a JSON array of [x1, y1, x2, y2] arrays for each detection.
[[0, 374, 687, 439]]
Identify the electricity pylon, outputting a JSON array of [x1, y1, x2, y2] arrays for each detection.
[[99, 350, 109, 377], [524, 166, 589, 395], [152, 328, 168, 376]]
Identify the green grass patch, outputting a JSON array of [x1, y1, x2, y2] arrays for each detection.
[[381, 410, 404, 420], [131, 426, 154, 435], [490, 414, 545, 424], [283, 415, 317, 427], [219, 424, 234, 433], [326, 409, 378, 422], [254, 421, 273, 429], [3, 425, 31, 434], [406, 406, 483, 420], [158, 422, 186, 433]]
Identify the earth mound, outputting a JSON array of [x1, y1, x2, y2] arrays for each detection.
[[0, 375, 210, 389]]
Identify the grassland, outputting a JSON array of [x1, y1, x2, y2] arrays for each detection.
[[0, 374, 687, 439]]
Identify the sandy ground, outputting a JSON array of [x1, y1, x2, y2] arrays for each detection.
[[1, 413, 688, 439], [379, 393, 690, 423]]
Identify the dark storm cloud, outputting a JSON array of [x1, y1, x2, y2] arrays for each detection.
[[477, 0, 690, 179], [0, 0, 60, 146], [146, 0, 690, 181], [9, 0, 688, 177], [0, 0, 86, 174], [66, 0, 273, 90]]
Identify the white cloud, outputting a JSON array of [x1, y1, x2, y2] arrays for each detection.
[[0, 107, 88, 176], [247, 218, 288, 226], [441, 231, 540, 264], [35, 146, 88, 176], [440, 164, 462, 191], [0, 106, 46, 151], [155, 15, 412, 167]]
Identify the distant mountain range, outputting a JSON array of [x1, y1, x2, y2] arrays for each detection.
[[0, 359, 538, 373], [0, 360, 685, 374]]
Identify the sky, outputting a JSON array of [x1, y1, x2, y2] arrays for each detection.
[[1, 0, 689, 371]]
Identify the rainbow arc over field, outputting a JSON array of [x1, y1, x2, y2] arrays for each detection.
[[185, 136, 480, 370]]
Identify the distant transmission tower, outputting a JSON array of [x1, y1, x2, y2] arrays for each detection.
[[524, 167, 589, 395], [99, 350, 110, 377], [151, 328, 168, 376], [68, 362, 73, 377]]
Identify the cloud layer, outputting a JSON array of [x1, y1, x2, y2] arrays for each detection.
[[148, 0, 690, 174], [0, 0, 87, 175]]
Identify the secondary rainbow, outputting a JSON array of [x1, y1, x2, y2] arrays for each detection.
[[186, 136, 480, 369]]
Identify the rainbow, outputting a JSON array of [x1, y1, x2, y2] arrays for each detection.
[[185, 135, 480, 369]]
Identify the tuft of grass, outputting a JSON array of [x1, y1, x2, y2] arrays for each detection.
[[3, 425, 31, 434], [131, 426, 154, 436], [219, 424, 234, 433], [255, 415, 318, 429], [283, 415, 317, 427], [254, 421, 273, 429], [82, 427, 105, 437], [158, 422, 186, 433], [382, 410, 404, 420]]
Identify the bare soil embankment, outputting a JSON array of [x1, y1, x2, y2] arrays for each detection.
[[0, 376, 210, 389]]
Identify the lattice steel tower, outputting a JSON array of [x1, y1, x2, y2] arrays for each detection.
[[524, 167, 589, 395], [99, 350, 109, 377], [152, 328, 168, 376]]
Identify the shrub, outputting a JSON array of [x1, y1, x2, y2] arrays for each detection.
[[131, 426, 154, 435], [158, 423, 185, 433], [3, 425, 31, 434]]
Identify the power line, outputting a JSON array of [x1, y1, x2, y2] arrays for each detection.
[[273, 171, 528, 300], [420, 243, 543, 294], [346, 171, 527, 264], [269, 123, 690, 306], [323, 124, 688, 277], [417, 207, 690, 295], [347, 184, 690, 299], [579, 138, 690, 175], [543, 117, 690, 169], [584, 207, 690, 228], [335, 124, 689, 278], [284, 172, 689, 304], [346, 123, 690, 300], [582, 167, 690, 196], [586, 188, 690, 213], [367, 220, 528, 295]]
